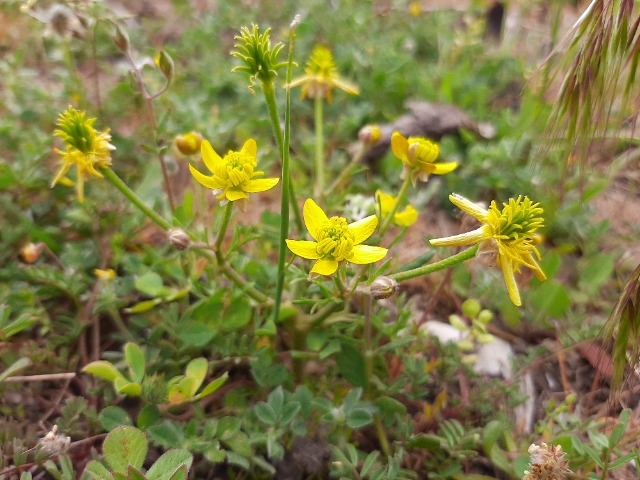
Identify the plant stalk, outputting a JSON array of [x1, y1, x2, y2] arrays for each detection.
[[379, 175, 412, 237], [314, 95, 325, 198], [388, 245, 479, 282]]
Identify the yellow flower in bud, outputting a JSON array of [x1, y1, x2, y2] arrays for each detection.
[[286, 199, 388, 276], [391, 132, 457, 185], [375, 190, 419, 227], [430, 194, 546, 306], [52, 107, 115, 203], [287, 46, 359, 103], [20, 242, 45, 263], [358, 125, 382, 145], [189, 138, 279, 211], [174, 132, 203, 156]]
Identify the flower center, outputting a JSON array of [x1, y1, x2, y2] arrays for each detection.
[[407, 137, 439, 166], [315, 217, 355, 262], [488, 196, 544, 243], [219, 151, 256, 187]]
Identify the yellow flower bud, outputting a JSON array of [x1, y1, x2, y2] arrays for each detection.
[[358, 125, 382, 145], [174, 132, 203, 156], [20, 242, 45, 263]]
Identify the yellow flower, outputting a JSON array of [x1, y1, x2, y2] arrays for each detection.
[[391, 132, 458, 185], [287, 46, 359, 103], [375, 190, 419, 227], [286, 199, 388, 276], [52, 107, 115, 203], [189, 138, 279, 211], [94, 268, 116, 281], [429, 194, 546, 306]]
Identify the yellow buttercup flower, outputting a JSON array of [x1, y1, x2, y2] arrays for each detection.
[[189, 138, 279, 211], [391, 132, 457, 185], [286, 199, 388, 276], [287, 46, 359, 103], [52, 107, 115, 203], [430, 194, 546, 306], [375, 190, 419, 227]]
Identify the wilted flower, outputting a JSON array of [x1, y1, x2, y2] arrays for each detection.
[[375, 190, 419, 227], [391, 132, 457, 185], [523, 443, 571, 480], [52, 107, 115, 203], [168, 228, 191, 250], [286, 199, 387, 276], [287, 46, 359, 102], [189, 138, 279, 211], [38, 425, 71, 456], [430, 194, 546, 306]]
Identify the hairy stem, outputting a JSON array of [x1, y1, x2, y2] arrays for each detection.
[[388, 245, 479, 282]]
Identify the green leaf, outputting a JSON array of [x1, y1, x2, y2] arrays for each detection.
[[346, 407, 373, 429], [125, 299, 162, 314], [224, 297, 252, 330], [146, 450, 193, 480], [185, 357, 208, 395], [225, 451, 250, 470], [166, 465, 188, 480], [126, 465, 146, 480], [82, 361, 122, 383], [114, 377, 142, 397], [0, 357, 32, 383], [407, 434, 442, 451], [84, 460, 112, 480], [336, 343, 367, 388], [528, 280, 570, 319], [137, 405, 161, 429], [254, 402, 278, 426], [360, 451, 380, 477], [578, 253, 615, 293], [147, 421, 184, 448], [609, 409, 631, 448], [125, 343, 146, 384], [99, 406, 132, 431], [103, 426, 148, 474], [176, 322, 216, 348], [193, 372, 228, 401], [135, 272, 164, 297]]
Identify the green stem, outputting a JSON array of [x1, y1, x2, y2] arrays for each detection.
[[379, 175, 412, 237], [314, 95, 324, 198], [267, 26, 299, 325], [261, 82, 303, 233], [362, 296, 391, 455], [102, 167, 172, 231], [388, 245, 479, 282], [215, 202, 234, 258]]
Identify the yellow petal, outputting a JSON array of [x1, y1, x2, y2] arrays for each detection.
[[189, 164, 222, 189], [241, 138, 257, 158], [286, 240, 320, 260], [200, 140, 222, 174], [303, 198, 329, 241], [350, 245, 388, 264], [498, 255, 521, 306], [332, 77, 360, 95], [375, 190, 394, 216], [394, 205, 418, 227], [348, 215, 379, 245], [245, 177, 279, 193], [286, 75, 310, 89], [311, 258, 339, 275], [391, 132, 409, 162], [226, 189, 248, 201], [449, 193, 489, 222], [432, 162, 458, 175], [430, 226, 492, 246]]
